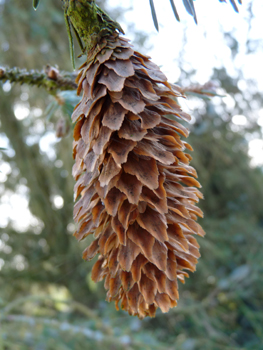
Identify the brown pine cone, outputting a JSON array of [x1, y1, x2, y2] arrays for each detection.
[[72, 32, 205, 319]]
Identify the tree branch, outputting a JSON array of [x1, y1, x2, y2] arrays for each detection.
[[0, 66, 77, 92], [181, 81, 225, 100], [62, 0, 124, 54]]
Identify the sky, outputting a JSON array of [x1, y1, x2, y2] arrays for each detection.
[[0, 0, 263, 243]]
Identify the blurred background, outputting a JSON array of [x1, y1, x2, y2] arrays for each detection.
[[0, 0, 263, 349]]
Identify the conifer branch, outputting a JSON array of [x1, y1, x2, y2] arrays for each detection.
[[0, 66, 77, 92]]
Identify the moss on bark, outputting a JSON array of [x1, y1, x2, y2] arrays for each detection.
[[63, 0, 123, 53]]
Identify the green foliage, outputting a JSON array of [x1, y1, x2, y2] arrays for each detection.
[[33, 0, 41, 11]]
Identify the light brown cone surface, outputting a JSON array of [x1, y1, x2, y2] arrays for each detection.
[[72, 32, 205, 318]]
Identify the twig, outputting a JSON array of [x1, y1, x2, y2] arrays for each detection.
[[182, 81, 225, 99], [0, 66, 77, 92]]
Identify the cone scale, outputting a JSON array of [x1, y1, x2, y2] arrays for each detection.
[[72, 32, 205, 318]]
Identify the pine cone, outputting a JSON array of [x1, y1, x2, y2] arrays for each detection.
[[72, 32, 205, 318]]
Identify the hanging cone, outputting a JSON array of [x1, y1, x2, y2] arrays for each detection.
[[72, 32, 205, 319]]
